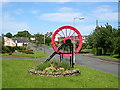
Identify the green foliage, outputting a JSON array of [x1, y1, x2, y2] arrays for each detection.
[[2, 46, 26, 53], [36, 61, 71, 71], [15, 46, 26, 50], [33, 33, 44, 48], [82, 43, 87, 49], [36, 62, 52, 71], [5, 32, 12, 38], [2, 46, 15, 53], [86, 23, 120, 56], [14, 30, 31, 38], [45, 37, 51, 45], [53, 61, 71, 70], [80, 49, 92, 53]]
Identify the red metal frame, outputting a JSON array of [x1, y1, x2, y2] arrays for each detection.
[[52, 26, 82, 57]]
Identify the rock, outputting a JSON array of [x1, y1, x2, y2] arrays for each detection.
[[28, 67, 80, 77]]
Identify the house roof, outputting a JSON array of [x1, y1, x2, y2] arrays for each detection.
[[12, 37, 28, 43]]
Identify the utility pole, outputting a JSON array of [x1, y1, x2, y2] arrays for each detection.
[[96, 19, 98, 26], [73, 17, 84, 65], [44, 33, 45, 53]]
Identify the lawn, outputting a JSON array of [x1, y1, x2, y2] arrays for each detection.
[[2, 60, 119, 88], [80, 49, 92, 53], [0, 59, 2, 90], [1, 50, 49, 58], [98, 54, 120, 60]]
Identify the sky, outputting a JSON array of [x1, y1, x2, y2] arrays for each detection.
[[1, 1, 118, 36]]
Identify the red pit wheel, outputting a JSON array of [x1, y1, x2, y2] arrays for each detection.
[[52, 26, 82, 57]]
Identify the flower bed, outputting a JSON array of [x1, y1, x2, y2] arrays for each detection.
[[28, 67, 80, 77], [28, 61, 80, 77]]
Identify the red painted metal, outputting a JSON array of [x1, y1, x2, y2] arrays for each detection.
[[52, 26, 82, 57]]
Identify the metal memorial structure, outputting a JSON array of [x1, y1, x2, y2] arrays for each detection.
[[44, 26, 82, 68]]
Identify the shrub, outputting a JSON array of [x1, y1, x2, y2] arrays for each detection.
[[16, 46, 26, 50], [2, 46, 28, 54], [36, 61, 71, 71], [2, 46, 15, 53], [91, 48, 102, 55], [36, 62, 51, 71]]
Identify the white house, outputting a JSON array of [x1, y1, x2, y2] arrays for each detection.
[[4, 37, 28, 47], [4, 37, 16, 46], [12, 37, 28, 46]]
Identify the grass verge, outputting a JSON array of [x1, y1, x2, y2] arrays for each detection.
[[1, 50, 49, 58], [2, 60, 119, 88], [80, 49, 92, 53], [98, 54, 120, 60]]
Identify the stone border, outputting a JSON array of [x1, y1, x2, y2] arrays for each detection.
[[28, 68, 80, 77]]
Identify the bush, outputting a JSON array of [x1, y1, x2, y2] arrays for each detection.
[[91, 48, 102, 55], [2, 46, 15, 53], [36, 62, 51, 71], [2, 46, 27, 54], [36, 61, 71, 71], [15, 46, 26, 50]]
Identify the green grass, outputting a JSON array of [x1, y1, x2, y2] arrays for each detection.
[[80, 49, 92, 53], [2, 60, 119, 88], [1, 50, 49, 58], [0, 58, 2, 90], [98, 54, 120, 60]]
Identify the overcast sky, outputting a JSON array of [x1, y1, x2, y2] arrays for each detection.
[[1, 1, 118, 36]]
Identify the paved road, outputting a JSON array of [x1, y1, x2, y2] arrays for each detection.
[[1, 43, 120, 76]]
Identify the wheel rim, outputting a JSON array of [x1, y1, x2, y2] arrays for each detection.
[[52, 26, 82, 57]]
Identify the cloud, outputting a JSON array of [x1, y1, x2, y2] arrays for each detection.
[[31, 10, 39, 14], [1, 0, 118, 2], [40, 12, 84, 22], [2, 13, 29, 34], [58, 7, 76, 12], [14, 9, 24, 15], [92, 5, 118, 21], [76, 25, 95, 35]]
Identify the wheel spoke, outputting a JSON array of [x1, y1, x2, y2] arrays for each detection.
[[61, 30, 66, 37], [71, 31, 75, 37], [68, 29, 71, 37], [66, 29, 67, 37], [57, 33, 63, 37]]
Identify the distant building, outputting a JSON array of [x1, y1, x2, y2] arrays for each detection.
[[4, 37, 16, 46], [4, 37, 28, 47], [30, 37, 35, 41], [12, 37, 28, 46], [82, 35, 88, 43]]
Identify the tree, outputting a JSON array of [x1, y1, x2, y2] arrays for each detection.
[[45, 32, 52, 45], [34, 33, 44, 49], [86, 23, 119, 55], [5, 32, 12, 38], [45, 37, 51, 45], [14, 30, 31, 38]]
